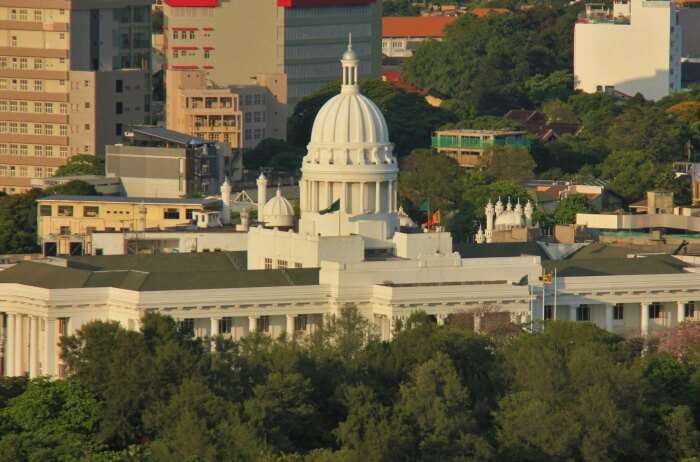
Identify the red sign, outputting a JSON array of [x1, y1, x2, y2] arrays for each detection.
[[164, 0, 217, 7], [277, 0, 376, 7]]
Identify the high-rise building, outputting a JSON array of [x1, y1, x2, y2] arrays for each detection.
[[0, 0, 152, 194], [163, 0, 382, 112], [574, 0, 682, 101]]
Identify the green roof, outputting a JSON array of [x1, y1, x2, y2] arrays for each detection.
[[0, 252, 319, 291]]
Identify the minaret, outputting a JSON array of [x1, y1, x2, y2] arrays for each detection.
[[220, 177, 231, 225], [514, 198, 523, 217], [341, 33, 359, 95], [525, 200, 534, 228], [256, 173, 268, 223], [475, 225, 485, 244], [495, 197, 504, 216], [485, 199, 495, 244], [506, 197, 513, 212]]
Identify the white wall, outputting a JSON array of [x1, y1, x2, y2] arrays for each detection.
[[574, 0, 681, 101]]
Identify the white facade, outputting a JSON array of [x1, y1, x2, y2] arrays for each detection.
[[91, 230, 248, 256], [574, 0, 682, 101]]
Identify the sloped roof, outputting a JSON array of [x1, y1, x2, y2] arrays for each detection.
[[0, 252, 319, 291], [382, 16, 457, 38], [455, 242, 549, 260], [471, 7, 510, 17]]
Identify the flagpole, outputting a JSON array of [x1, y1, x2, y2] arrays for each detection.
[[553, 267, 557, 321]]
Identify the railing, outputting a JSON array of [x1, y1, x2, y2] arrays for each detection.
[[431, 136, 531, 151]]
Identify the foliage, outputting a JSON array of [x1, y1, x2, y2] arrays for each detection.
[[524, 70, 574, 105], [382, 0, 421, 15], [0, 189, 42, 254], [398, 148, 463, 212], [288, 79, 453, 156], [600, 150, 676, 203], [54, 155, 105, 177], [542, 99, 578, 124], [553, 193, 595, 225], [478, 145, 536, 183], [45, 180, 100, 196], [243, 138, 305, 172], [1, 307, 698, 461]]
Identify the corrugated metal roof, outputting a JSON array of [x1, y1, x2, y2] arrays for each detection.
[[130, 126, 208, 146]]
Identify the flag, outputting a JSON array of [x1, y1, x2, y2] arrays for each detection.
[[418, 199, 430, 213], [542, 273, 553, 284], [319, 199, 340, 215], [423, 210, 441, 228]]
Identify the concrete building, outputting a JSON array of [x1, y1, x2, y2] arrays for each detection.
[[166, 70, 287, 148], [2, 45, 700, 379], [381, 16, 457, 58], [431, 129, 530, 168], [162, 0, 381, 111], [0, 0, 152, 194], [106, 125, 241, 198], [30, 175, 123, 195], [36, 195, 219, 256], [574, 0, 682, 101]]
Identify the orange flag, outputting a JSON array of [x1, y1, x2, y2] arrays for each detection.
[[424, 210, 441, 228]]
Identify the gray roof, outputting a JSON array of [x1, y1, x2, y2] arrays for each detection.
[[38, 195, 219, 206], [0, 252, 319, 291], [455, 242, 550, 260], [130, 126, 208, 146]]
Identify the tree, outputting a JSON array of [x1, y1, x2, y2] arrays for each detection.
[[600, 150, 665, 203], [398, 149, 463, 213], [382, 0, 421, 16], [0, 379, 102, 461], [45, 180, 100, 196], [288, 79, 453, 156], [664, 405, 700, 461], [542, 99, 579, 124], [0, 189, 42, 254], [243, 138, 305, 172], [553, 193, 594, 225], [667, 101, 700, 125], [478, 145, 536, 183], [524, 71, 574, 105], [54, 155, 105, 177]]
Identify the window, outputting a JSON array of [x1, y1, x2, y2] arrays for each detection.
[[115, 123, 123, 136], [173, 30, 179, 39], [244, 112, 252, 123], [39, 205, 51, 216], [84, 124, 90, 131], [60, 103, 67, 114], [294, 262, 302, 269], [34, 124, 43, 135], [18, 166, 26, 176], [294, 315, 308, 332], [256, 316, 270, 333], [163, 208, 180, 219], [576, 305, 590, 322], [218, 317, 232, 334], [685, 302, 695, 319], [180, 318, 194, 336], [277, 260, 287, 269], [83, 206, 99, 217], [254, 112, 261, 123], [204, 49, 211, 59], [613, 304, 624, 320], [264, 258, 272, 270], [57, 205, 73, 217], [45, 102, 53, 113], [60, 125, 67, 136], [35, 167, 43, 177], [185, 208, 197, 219], [34, 58, 43, 70], [544, 305, 553, 321], [649, 303, 662, 319], [18, 123, 27, 134], [115, 102, 123, 114], [59, 147, 68, 158], [115, 79, 123, 93], [19, 145, 26, 156], [34, 145, 43, 157], [34, 80, 43, 91], [0, 144, 6, 154], [59, 225, 70, 235], [34, 10, 42, 22]]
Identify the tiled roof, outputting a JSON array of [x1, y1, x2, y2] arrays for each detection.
[[382, 16, 457, 38], [471, 8, 510, 17]]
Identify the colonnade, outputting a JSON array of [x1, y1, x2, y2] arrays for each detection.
[[300, 179, 398, 215], [2, 313, 60, 378]]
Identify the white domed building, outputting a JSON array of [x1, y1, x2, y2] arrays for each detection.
[[263, 188, 295, 230], [475, 197, 539, 244]]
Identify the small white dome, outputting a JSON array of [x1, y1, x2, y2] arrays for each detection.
[[263, 189, 295, 228]]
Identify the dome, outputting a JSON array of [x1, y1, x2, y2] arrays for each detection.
[[398, 206, 416, 228], [309, 92, 390, 147], [263, 188, 295, 228], [495, 210, 525, 230]]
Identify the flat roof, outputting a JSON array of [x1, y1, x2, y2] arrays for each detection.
[[0, 252, 320, 291], [38, 195, 219, 206], [382, 16, 458, 38], [128, 126, 208, 146], [435, 129, 526, 136], [455, 242, 549, 260]]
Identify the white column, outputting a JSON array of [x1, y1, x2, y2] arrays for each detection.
[[474, 314, 483, 333], [360, 182, 365, 214], [640, 303, 649, 337], [44, 318, 57, 377], [248, 316, 257, 334], [388, 181, 394, 212], [210, 317, 220, 351], [678, 301, 686, 325], [29, 316, 39, 378], [286, 314, 295, 338], [14, 315, 23, 376], [341, 182, 347, 213], [436, 314, 445, 326], [6, 313, 15, 377], [570, 305, 577, 322], [375, 181, 381, 213], [605, 304, 614, 333]]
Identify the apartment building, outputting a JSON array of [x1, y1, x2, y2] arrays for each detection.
[[166, 70, 287, 148], [382, 16, 457, 58], [163, 0, 381, 112], [432, 129, 531, 168], [0, 0, 151, 194], [574, 0, 682, 101]]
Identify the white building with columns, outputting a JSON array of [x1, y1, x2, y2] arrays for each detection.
[[0, 43, 700, 378]]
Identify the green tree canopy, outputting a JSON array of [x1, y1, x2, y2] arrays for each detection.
[[553, 193, 595, 225], [54, 155, 105, 177], [398, 149, 463, 213], [478, 145, 536, 183]]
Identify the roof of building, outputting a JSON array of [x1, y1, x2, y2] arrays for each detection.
[[543, 243, 690, 276], [38, 195, 219, 206], [382, 16, 458, 38], [455, 242, 550, 260], [504, 110, 580, 141], [470, 7, 510, 17], [0, 252, 320, 291], [128, 126, 208, 146]]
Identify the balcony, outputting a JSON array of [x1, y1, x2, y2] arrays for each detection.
[[431, 136, 531, 151]]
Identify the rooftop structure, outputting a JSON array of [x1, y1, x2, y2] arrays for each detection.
[[431, 129, 530, 168], [504, 110, 581, 142], [574, 0, 682, 101], [382, 16, 457, 58]]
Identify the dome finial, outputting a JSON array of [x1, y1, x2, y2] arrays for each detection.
[[341, 33, 359, 94], [348, 32, 352, 50]]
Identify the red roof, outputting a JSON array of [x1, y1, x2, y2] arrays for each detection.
[[382, 70, 425, 95], [164, 0, 217, 6], [471, 8, 510, 17], [277, 0, 376, 6], [382, 16, 458, 38]]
